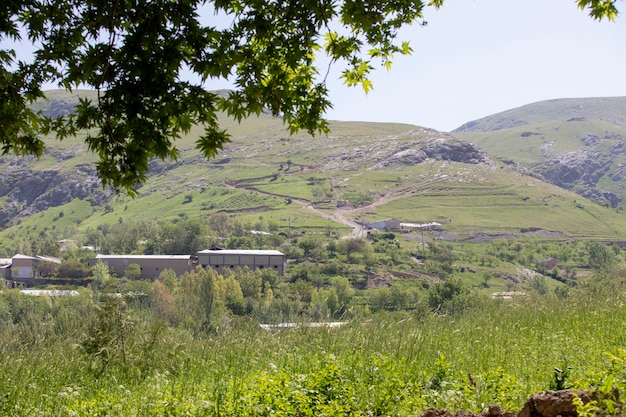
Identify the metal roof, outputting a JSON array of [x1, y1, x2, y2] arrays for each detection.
[[95, 254, 192, 260], [12, 254, 39, 260], [197, 249, 284, 256]]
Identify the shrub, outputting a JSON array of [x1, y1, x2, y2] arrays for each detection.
[[427, 277, 474, 315]]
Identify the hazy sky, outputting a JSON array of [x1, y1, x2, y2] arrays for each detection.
[[318, 0, 626, 131]]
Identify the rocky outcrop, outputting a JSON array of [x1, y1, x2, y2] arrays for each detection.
[[41, 98, 79, 118], [517, 390, 596, 417], [377, 137, 492, 168], [533, 150, 610, 187], [420, 390, 598, 417], [420, 138, 492, 164], [0, 167, 113, 228], [530, 133, 625, 208]]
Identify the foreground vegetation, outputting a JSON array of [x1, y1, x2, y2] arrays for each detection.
[[3, 212, 626, 416], [3, 267, 626, 416]]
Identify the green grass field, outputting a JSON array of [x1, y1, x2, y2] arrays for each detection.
[[2, 283, 626, 416]]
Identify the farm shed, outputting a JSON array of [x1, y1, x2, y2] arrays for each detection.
[[197, 249, 287, 276], [89, 254, 198, 279]]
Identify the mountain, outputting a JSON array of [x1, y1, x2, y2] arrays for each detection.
[[452, 97, 626, 209], [2, 91, 626, 254]]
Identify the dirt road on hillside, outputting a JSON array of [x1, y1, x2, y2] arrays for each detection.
[[227, 180, 424, 238]]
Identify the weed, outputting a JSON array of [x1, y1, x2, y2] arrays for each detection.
[[549, 366, 572, 391]]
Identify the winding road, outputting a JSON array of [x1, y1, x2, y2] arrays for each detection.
[[226, 179, 421, 238]]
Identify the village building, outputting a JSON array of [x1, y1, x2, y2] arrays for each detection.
[[0, 258, 11, 281], [88, 254, 198, 279], [491, 291, 528, 300], [9, 254, 61, 279], [20, 289, 80, 297], [367, 219, 443, 233], [3, 248, 288, 287], [399, 221, 443, 232], [367, 219, 401, 232], [197, 249, 287, 276]]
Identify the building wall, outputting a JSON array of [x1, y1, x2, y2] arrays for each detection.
[[11, 258, 36, 279], [1, 266, 11, 280], [89, 256, 194, 279], [87, 251, 287, 279], [5, 280, 26, 288], [198, 251, 286, 276]]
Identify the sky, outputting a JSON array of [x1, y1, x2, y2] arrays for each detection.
[[316, 0, 626, 131], [6, 0, 625, 132]]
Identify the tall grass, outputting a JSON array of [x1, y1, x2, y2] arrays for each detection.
[[2, 286, 626, 415]]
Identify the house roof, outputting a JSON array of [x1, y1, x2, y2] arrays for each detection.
[[11, 254, 62, 263], [20, 289, 80, 296], [95, 254, 192, 260], [399, 222, 442, 228], [197, 249, 285, 256], [12, 254, 39, 260], [37, 255, 62, 264]]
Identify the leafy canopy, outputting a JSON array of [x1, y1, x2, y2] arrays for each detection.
[[0, 0, 619, 193]]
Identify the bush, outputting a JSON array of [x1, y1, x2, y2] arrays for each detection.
[[427, 277, 474, 315]]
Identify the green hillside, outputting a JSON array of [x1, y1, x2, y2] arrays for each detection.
[[453, 97, 626, 132], [452, 97, 626, 209], [2, 91, 626, 255]]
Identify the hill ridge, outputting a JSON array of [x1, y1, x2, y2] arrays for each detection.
[[454, 96, 626, 132]]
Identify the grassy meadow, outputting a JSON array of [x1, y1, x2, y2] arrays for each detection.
[[3, 279, 626, 416]]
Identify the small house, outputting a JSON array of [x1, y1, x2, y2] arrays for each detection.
[[400, 222, 442, 231], [11, 254, 61, 279]]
